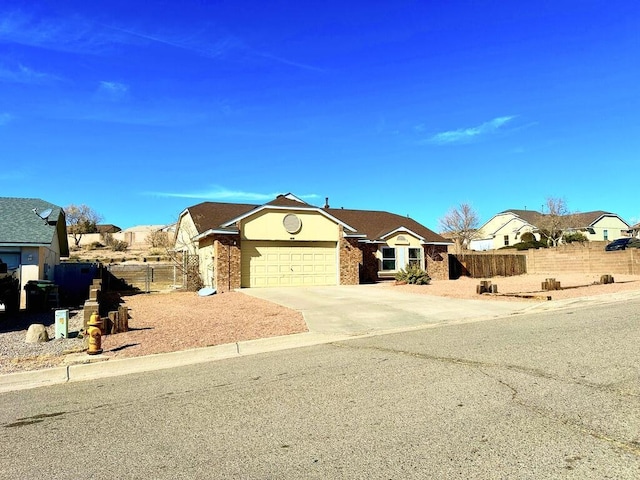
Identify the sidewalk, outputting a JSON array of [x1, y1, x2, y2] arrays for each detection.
[[0, 331, 352, 393], [3, 286, 637, 394]]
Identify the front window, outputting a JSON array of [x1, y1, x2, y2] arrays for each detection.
[[504, 235, 510, 246], [382, 247, 396, 270], [408, 248, 422, 266], [603, 229, 608, 241]]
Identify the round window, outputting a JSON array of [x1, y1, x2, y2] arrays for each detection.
[[283, 214, 302, 234]]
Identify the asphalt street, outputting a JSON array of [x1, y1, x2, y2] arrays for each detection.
[[1, 298, 638, 479]]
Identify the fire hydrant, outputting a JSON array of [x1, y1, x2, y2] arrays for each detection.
[[87, 312, 103, 355]]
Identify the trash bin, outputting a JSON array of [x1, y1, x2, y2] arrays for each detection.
[[24, 280, 55, 313]]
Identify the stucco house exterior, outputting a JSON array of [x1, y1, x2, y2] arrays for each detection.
[[0, 197, 69, 308], [470, 209, 630, 251], [174, 194, 451, 292]]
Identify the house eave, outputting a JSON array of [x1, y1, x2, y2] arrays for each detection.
[[194, 228, 240, 240], [221, 204, 358, 233]]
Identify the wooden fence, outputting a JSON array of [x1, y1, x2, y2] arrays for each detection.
[[449, 253, 527, 279], [102, 264, 182, 292]]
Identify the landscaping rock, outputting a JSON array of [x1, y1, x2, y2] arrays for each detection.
[[25, 324, 49, 343]]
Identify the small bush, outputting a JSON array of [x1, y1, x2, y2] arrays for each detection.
[[509, 240, 548, 250], [395, 264, 431, 285], [563, 232, 588, 244], [520, 232, 536, 243], [111, 240, 129, 252]]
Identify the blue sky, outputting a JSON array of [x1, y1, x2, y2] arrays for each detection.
[[1, 1, 638, 230]]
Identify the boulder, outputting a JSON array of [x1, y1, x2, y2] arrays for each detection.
[[26, 324, 49, 343]]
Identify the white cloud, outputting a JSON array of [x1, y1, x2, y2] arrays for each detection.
[[0, 63, 60, 84], [150, 187, 319, 202], [0, 9, 120, 54], [96, 81, 129, 101], [427, 115, 516, 145]]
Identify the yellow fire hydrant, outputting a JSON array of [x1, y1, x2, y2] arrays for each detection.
[[87, 312, 103, 355]]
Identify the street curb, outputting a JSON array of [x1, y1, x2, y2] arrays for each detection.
[[0, 366, 69, 393], [0, 332, 350, 393]]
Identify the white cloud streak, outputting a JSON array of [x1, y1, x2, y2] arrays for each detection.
[[150, 187, 319, 202], [427, 116, 516, 145], [0, 9, 125, 54], [96, 81, 129, 101], [0, 63, 61, 84], [0, 9, 323, 72]]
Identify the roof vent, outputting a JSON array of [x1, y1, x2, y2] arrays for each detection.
[[283, 214, 302, 234]]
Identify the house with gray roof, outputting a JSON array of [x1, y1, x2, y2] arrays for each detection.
[[470, 209, 630, 251], [174, 193, 451, 292], [0, 197, 69, 308]]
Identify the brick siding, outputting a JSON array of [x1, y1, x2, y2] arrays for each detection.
[[424, 245, 449, 281], [339, 237, 363, 285], [214, 235, 242, 293]]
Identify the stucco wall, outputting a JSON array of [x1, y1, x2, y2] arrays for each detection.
[[242, 210, 340, 242], [583, 216, 630, 242]]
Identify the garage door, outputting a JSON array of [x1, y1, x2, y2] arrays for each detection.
[[241, 241, 337, 287]]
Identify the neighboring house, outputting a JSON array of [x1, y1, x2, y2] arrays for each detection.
[[567, 211, 630, 242], [470, 209, 630, 251], [97, 224, 122, 234], [628, 222, 640, 238], [0, 197, 69, 307], [68, 224, 176, 248], [174, 193, 451, 292], [119, 225, 170, 247]]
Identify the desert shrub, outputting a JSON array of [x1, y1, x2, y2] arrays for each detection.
[[111, 240, 129, 252], [395, 264, 431, 285], [146, 230, 171, 249], [84, 241, 104, 251], [563, 232, 588, 244], [102, 232, 114, 247]]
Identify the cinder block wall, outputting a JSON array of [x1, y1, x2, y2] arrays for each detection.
[[526, 242, 640, 275]]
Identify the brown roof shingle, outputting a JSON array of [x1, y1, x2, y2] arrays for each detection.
[[183, 197, 449, 244]]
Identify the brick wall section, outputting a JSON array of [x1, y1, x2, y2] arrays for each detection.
[[339, 237, 363, 285], [359, 243, 380, 283], [425, 245, 449, 281], [214, 235, 242, 293], [526, 242, 640, 275]]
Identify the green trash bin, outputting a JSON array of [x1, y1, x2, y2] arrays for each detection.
[[25, 280, 55, 312]]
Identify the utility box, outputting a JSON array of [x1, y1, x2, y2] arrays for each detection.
[[55, 309, 69, 339]]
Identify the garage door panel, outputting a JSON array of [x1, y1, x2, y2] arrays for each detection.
[[241, 241, 337, 288]]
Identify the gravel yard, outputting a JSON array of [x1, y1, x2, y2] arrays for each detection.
[[1, 272, 639, 375]]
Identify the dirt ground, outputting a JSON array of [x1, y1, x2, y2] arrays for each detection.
[[1, 273, 639, 374]]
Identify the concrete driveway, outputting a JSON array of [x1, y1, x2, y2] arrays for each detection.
[[241, 284, 531, 335]]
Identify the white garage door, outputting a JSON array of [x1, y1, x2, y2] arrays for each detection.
[[241, 241, 337, 287]]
